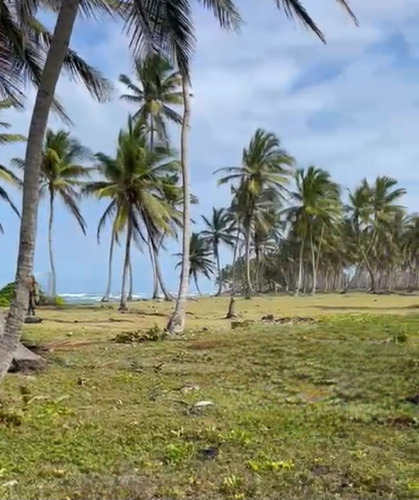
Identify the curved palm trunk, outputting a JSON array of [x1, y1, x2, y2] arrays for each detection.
[[119, 218, 133, 311], [127, 257, 133, 301], [0, 0, 80, 380], [101, 231, 115, 302], [153, 246, 174, 301], [244, 223, 253, 299], [295, 235, 305, 296], [226, 226, 241, 319], [167, 77, 191, 334], [215, 245, 222, 296], [48, 189, 57, 298]]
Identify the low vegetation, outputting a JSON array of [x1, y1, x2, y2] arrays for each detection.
[[0, 295, 417, 500]]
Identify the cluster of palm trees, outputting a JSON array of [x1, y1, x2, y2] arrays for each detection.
[[200, 163, 418, 305], [0, 0, 357, 378]]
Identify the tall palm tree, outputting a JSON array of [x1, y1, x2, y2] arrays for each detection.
[[84, 117, 179, 311], [120, 54, 183, 299], [1, 0, 356, 377], [287, 166, 341, 295], [176, 232, 215, 296], [345, 177, 405, 293], [0, 0, 112, 104], [201, 207, 234, 296], [217, 129, 294, 298], [12, 129, 91, 297], [119, 54, 183, 145]]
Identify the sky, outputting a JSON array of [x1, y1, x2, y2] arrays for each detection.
[[1, 0, 419, 296]]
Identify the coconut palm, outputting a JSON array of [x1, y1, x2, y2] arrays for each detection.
[[0, 0, 112, 103], [12, 129, 91, 297], [217, 129, 294, 298], [176, 232, 215, 296], [120, 54, 183, 299], [286, 166, 341, 295], [119, 54, 183, 145], [201, 207, 234, 296], [1, 0, 356, 376], [345, 176, 406, 292], [84, 117, 179, 310]]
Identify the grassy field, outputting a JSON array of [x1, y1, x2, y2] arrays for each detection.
[[0, 294, 418, 499]]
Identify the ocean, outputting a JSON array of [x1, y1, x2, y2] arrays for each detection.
[[60, 291, 203, 304]]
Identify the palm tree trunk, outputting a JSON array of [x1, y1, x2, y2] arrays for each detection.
[[0, 0, 80, 380], [153, 246, 173, 301], [101, 231, 115, 302], [310, 228, 316, 295], [119, 217, 133, 311], [295, 235, 305, 296], [194, 275, 202, 296], [167, 77, 191, 334], [226, 226, 241, 319], [48, 189, 57, 298], [244, 223, 252, 299], [147, 234, 159, 299], [215, 246, 222, 296], [127, 257, 133, 301]]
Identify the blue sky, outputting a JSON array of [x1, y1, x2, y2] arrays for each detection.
[[1, 0, 419, 296]]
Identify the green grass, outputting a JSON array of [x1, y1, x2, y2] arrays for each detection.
[[0, 295, 418, 499]]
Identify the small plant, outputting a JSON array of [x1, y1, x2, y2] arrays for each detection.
[[163, 443, 191, 464], [220, 474, 244, 498], [246, 458, 295, 472], [391, 328, 408, 344], [114, 324, 167, 344]]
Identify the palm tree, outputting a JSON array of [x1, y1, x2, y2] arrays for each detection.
[[217, 129, 294, 298], [119, 54, 183, 145], [287, 166, 341, 295], [345, 177, 406, 293], [201, 207, 234, 296], [84, 117, 179, 311], [176, 232, 215, 296], [120, 54, 183, 299], [1, 0, 356, 377], [0, 0, 112, 105], [12, 129, 91, 297]]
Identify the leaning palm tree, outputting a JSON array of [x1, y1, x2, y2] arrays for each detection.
[[12, 129, 91, 297], [176, 232, 215, 296], [201, 207, 234, 296], [217, 129, 295, 298], [1, 0, 356, 377], [84, 117, 179, 311]]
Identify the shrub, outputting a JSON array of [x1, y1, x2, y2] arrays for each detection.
[[114, 324, 167, 344]]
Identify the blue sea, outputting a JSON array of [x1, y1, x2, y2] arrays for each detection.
[[60, 291, 202, 304]]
